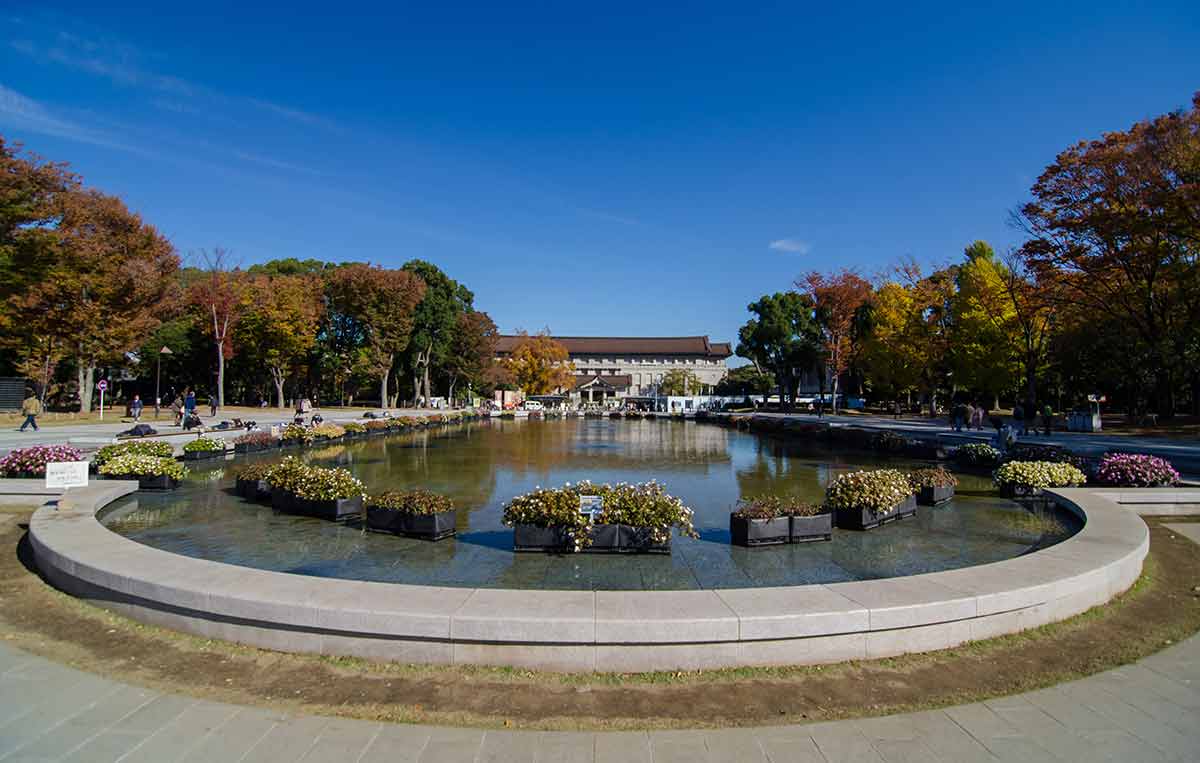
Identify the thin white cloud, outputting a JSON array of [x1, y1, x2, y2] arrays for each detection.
[[0, 81, 144, 154], [769, 238, 812, 254]]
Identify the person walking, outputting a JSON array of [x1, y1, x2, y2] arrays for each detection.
[[971, 401, 985, 431], [893, 400, 902, 420], [19, 390, 41, 432], [1042, 403, 1054, 436], [130, 394, 143, 422], [170, 394, 183, 426], [1012, 403, 1025, 435], [184, 389, 196, 418], [209, 392, 217, 418]]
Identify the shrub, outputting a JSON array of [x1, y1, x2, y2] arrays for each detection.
[[234, 430, 276, 446], [364, 420, 390, 431], [869, 430, 908, 453], [312, 423, 346, 439], [503, 486, 593, 549], [292, 465, 365, 501], [280, 423, 313, 443], [343, 422, 366, 434], [907, 467, 958, 490], [591, 481, 698, 543], [1094, 453, 1180, 487], [233, 462, 275, 482], [824, 469, 913, 515], [0, 445, 85, 477], [955, 443, 1000, 467], [182, 436, 225, 453], [398, 416, 422, 428], [264, 456, 310, 492], [93, 440, 173, 468], [733, 495, 824, 519], [98, 454, 187, 480], [992, 461, 1086, 490], [1005, 442, 1076, 464], [369, 489, 454, 515]]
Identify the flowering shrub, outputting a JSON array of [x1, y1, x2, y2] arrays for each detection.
[[503, 486, 595, 550], [98, 454, 187, 480], [233, 462, 275, 482], [591, 481, 698, 543], [824, 469, 913, 515], [182, 436, 225, 453], [1005, 442, 1076, 465], [992, 461, 1086, 489], [369, 489, 454, 515], [869, 430, 908, 453], [733, 495, 824, 519], [280, 423, 313, 444], [292, 466, 365, 501], [93, 440, 173, 468], [312, 423, 346, 439], [1095, 453, 1179, 487], [234, 430, 276, 447], [0, 445, 85, 477], [907, 467, 958, 490], [398, 416, 422, 428], [343, 422, 366, 434], [955, 443, 1000, 466], [264, 456, 309, 492], [364, 420, 390, 431]]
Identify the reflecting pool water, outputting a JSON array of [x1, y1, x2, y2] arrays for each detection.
[[101, 419, 1081, 590]]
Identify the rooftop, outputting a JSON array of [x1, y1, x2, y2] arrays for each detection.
[[496, 335, 732, 358]]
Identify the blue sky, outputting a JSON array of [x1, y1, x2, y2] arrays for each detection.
[[2, 3, 1197, 347]]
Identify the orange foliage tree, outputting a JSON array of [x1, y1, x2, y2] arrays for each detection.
[[505, 331, 574, 395], [797, 269, 873, 412]]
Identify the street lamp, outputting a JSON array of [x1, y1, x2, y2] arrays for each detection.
[[155, 346, 172, 419]]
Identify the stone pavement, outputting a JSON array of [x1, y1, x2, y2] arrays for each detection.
[[1, 634, 1198, 762]]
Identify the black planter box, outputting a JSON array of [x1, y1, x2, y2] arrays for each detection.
[[234, 441, 271, 454], [271, 488, 296, 512], [514, 523, 577, 552], [108, 473, 179, 491], [730, 515, 791, 547], [183, 449, 225, 461], [365, 506, 456, 540], [917, 485, 955, 506], [615, 525, 671, 554], [790, 513, 833, 543], [834, 495, 917, 531], [587, 523, 622, 552], [235, 477, 271, 501], [999, 483, 1043, 500], [293, 494, 363, 521]]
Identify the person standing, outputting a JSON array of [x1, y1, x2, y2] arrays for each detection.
[[209, 392, 217, 418], [1012, 403, 1025, 435], [1042, 403, 1054, 436], [170, 394, 184, 426], [130, 394, 144, 422], [19, 390, 41, 432]]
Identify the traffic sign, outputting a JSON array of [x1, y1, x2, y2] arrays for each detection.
[[97, 379, 108, 391]]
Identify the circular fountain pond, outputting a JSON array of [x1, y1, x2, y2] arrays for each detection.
[[99, 419, 1081, 591]]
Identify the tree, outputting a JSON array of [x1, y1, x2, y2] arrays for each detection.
[[660, 368, 700, 396], [325, 264, 426, 408], [445, 310, 498, 405], [797, 269, 872, 413], [505, 331, 574, 395], [735, 292, 824, 411], [715, 364, 773, 397], [402, 260, 473, 407], [951, 242, 1022, 408], [1015, 92, 1200, 416], [237, 274, 324, 408], [187, 248, 247, 412], [858, 282, 924, 402]]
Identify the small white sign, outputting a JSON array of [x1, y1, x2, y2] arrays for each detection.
[[97, 379, 108, 391], [45, 461, 89, 490], [579, 495, 602, 516]]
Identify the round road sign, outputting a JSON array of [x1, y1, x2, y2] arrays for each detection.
[[97, 380, 108, 391]]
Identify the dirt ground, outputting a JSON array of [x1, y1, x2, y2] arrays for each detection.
[[1, 510, 1198, 731]]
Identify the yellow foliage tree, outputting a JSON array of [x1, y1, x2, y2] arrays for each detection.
[[505, 332, 575, 395]]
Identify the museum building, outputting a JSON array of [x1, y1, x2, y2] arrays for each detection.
[[494, 335, 732, 405]]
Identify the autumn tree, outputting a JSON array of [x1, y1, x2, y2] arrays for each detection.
[[402, 260, 473, 407], [714, 364, 773, 397], [797, 269, 872, 412], [236, 274, 325, 408], [505, 331, 574, 395], [1015, 92, 1200, 416], [325, 264, 426, 408], [735, 292, 824, 411], [660, 368, 701, 396], [445, 309, 498, 405], [187, 248, 248, 412]]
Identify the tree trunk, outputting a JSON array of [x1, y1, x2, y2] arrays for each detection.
[[271, 367, 286, 409], [831, 370, 840, 415], [1025, 354, 1037, 410], [77, 362, 95, 413], [380, 367, 391, 410], [423, 362, 432, 408], [215, 341, 225, 412]]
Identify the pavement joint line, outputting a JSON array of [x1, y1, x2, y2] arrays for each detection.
[[1077, 678, 1193, 757], [54, 689, 164, 763], [0, 682, 124, 762], [233, 718, 280, 763], [175, 703, 244, 762], [1057, 685, 1175, 758], [351, 722, 383, 763], [0, 670, 96, 735], [111, 697, 201, 763]]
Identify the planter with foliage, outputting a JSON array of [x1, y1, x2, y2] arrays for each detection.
[[826, 469, 916, 531], [0, 445, 85, 478], [182, 436, 227, 461], [955, 443, 1000, 468], [342, 421, 367, 439], [730, 496, 831, 546], [1004, 442, 1077, 465], [908, 467, 958, 506], [280, 423, 313, 447], [264, 456, 308, 511], [98, 454, 187, 490], [1094, 453, 1180, 487], [869, 430, 908, 454], [311, 423, 346, 443], [92, 440, 173, 471], [233, 462, 274, 500], [504, 481, 696, 553], [234, 430, 276, 454], [364, 420, 391, 436], [992, 460, 1087, 499], [289, 464, 365, 521], [366, 490, 456, 540]]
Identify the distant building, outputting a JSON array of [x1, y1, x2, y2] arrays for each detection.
[[495, 335, 732, 406]]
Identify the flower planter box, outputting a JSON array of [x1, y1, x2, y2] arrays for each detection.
[[513, 523, 577, 552], [108, 473, 179, 491], [183, 449, 225, 461], [294, 494, 363, 522], [588, 523, 622, 551], [615, 525, 671, 554], [234, 441, 271, 455], [789, 513, 833, 543], [917, 485, 955, 506], [730, 515, 791, 547], [999, 483, 1043, 500], [235, 477, 271, 501], [834, 495, 917, 531], [365, 506, 456, 540], [271, 489, 297, 512]]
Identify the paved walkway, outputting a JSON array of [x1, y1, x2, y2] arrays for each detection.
[[1, 634, 1198, 761]]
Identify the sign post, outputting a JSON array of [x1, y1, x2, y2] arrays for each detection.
[[97, 379, 108, 420], [45, 461, 89, 509]]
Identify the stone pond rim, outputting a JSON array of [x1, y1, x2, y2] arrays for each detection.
[[28, 480, 1149, 672]]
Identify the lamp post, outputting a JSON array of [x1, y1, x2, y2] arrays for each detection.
[[155, 346, 172, 419]]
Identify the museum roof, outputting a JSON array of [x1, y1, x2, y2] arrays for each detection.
[[496, 335, 732, 358], [573, 374, 632, 389]]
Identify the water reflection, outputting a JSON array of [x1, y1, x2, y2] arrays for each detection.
[[102, 419, 1081, 590]]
